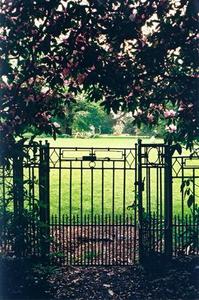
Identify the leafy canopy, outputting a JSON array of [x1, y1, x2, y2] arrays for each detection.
[[0, 0, 198, 150]]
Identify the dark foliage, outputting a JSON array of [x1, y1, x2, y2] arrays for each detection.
[[0, 256, 57, 300], [0, 0, 198, 151]]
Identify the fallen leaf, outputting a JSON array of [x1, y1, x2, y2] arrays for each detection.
[[108, 289, 114, 296], [103, 284, 111, 288]]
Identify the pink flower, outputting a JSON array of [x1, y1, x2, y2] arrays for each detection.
[[157, 104, 163, 110], [0, 35, 6, 41], [164, 109, 176, 118], [165, 124, 177, 133], [149, 103, 156, 109], [134, 108, 143, 117], [147, 113, 154, 123]]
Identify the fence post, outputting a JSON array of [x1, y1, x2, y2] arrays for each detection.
[[13, 144, 24, 256], [39, 141, 50, 258], [137, 139, 144, 263], [164, 145, 173, 259]]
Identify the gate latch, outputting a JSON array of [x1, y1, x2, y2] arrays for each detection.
[[82, 154, 97, 162]]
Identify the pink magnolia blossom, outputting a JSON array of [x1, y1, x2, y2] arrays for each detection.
[[147, 113, 154, 123], [165, 124, 177, 133], [134, 108, 143, 117], [164, 109, 176, 118], [157, 104, 164, 110], [0, 35, 6, 41], [149, 103, 155, 109]]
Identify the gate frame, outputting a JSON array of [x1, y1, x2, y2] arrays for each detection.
[[137, 139, 173, 262]]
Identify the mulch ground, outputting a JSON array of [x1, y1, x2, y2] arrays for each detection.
[[51, 224, 137, 265], [1, 255, 199, 299], [48, 256, 199, 300]]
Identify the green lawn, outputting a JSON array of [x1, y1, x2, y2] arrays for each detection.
[[24, 136, 196, 219]]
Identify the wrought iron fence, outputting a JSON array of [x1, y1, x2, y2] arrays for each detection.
[[0, 140, 199, 265]]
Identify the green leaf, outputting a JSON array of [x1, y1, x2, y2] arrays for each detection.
[[187, 194, 194, 208], [180, 181, 185, 192], [185, 188, 190, 196], [175, 143, 182, 155]]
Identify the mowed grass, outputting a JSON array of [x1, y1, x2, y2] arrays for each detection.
[[26, 136, 197, 219]]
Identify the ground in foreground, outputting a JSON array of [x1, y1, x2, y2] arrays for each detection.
[[1, 256, 199, 299]]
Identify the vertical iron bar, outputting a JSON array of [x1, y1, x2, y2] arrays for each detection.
[[174, 215, 177, 256], [98, 214, 100, 265], [76, 214, 79, 265], [160, 167, 163, 253], [148, 168, 152, 251], [62, 214, 64, 265], [69, 161, 72, 265], [80, 161, 83, 224], [164, 145, 173, 259], [126, 214, 129, 265], [13, 144, 24, 256], [134, 144, 138, 263], [94, 214, 97, 265], [193, 169, 195, 220], [91, 166, 94, 263], [84, 214, 86, 265], [102, 161, 104, 222], [101, 161, 104, 263], [105, 214, 108, 265], [112, 161, 115, 228], [2, 166, 6, 253], [119, 214, 122, 265], [66, 214, 69, 265], [112, 162, 115, 264], [39, 141, 50, 259], [108, 214, 111, 265], [137, 139, 144, 263], [115, 214, 118, 265], [80, 161, 83, 265], [88, 214, 90, 265], [180, 158, 184, 249], [123, 150, 126, 264], [58, 148, 62, 220]]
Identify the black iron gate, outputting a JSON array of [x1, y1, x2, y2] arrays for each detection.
[[1, 140, 199, 264], [47, 143, 139, 265], [5, 141, 139, 265]]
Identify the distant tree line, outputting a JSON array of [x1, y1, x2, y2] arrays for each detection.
[[48, 93, 168, 137]]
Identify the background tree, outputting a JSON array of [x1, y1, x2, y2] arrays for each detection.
[[56, 94, 114, 135], [0, 0, 198, 156]]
